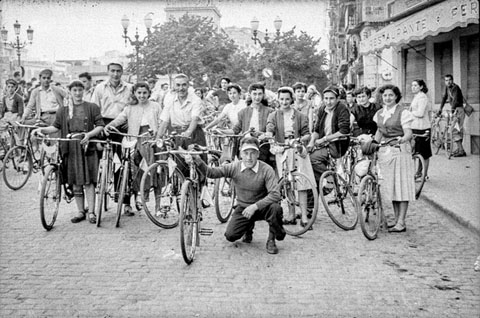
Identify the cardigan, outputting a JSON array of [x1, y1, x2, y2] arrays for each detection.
[[107, 101, 162, 135], [266, 108, 309, 142], [314, 101, 350, 154], [1, 93, 24, 117], [233, 105, 273, 135], [24, 85, 66, 119]]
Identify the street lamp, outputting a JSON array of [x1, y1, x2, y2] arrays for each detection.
[[1, 20, 34, 67], [250, 16, 283, 47], [121, 13, 153, 81]]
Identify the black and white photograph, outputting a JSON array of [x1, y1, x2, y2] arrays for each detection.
[[0, 0, 479, 317]]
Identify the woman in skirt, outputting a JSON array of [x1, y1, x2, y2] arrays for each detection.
[[266, 87, 315, 228], [373, 84, 415, 233], [32, 80, 104, 223], [410, 79, 432, 178]]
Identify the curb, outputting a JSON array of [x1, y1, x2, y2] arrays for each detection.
[[421, 195, 480, 237]]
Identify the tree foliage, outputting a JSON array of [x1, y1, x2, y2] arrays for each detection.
[[132, 15, 328, 92], [254, 28, 329, 89], [137, 14, 239, 86]]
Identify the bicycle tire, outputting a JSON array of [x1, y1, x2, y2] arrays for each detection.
[[430, 121, 442, 155], [2, 145, 33, 190], [280, 171, 319, 236], [140, 161, 185, 229], [95, 159, 107, 227], [444, 125, 454, 159], [208, 156, 219, 202], [358, 175, 382, 240], [179, 180, 198, 265], [413, 154, 426, 199], [319, 170, 358, 230], [40, 165, 61, 231], [115, 160, 129, 228], [214, 176, 235, 223]]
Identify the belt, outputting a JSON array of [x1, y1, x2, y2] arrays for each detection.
[[171, 125, 189, 132], [41, 110, 57, 115]]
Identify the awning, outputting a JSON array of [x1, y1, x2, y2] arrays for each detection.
[[360, 0, 479, 55]]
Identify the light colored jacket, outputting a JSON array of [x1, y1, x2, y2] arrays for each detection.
[[107, 101, 162, 135], [24, 85, 66, 119]]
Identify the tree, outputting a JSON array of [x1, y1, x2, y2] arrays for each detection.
[[254, 28, 329, 90], [138, 14, 239, 86]]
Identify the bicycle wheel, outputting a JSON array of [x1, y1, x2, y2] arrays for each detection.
[[207, 155, 219, 202], [319, 170, 358, 230], [140, 161, 185, 229], [444, 125, 454, 159], [413, 154, 426, 199], [280, 171, 318, 236], [115, 160, 129, 228], [358, 175, 382, 240], [179, 180, 198, 265], [214, 176, 236, 223], [430, 122, 442, 155], [2, 146, 33, 190], [40, 165, 61, 231], [95, 159, 108, 227]]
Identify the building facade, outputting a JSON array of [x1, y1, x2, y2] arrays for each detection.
[[330, 0, 479, 154]]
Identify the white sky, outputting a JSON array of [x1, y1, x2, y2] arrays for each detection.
[[2, 0, 329, 61]]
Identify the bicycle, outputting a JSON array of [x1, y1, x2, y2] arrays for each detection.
[[268, 136, 319, 236], [93, 134, 122, 227], [411, 132, 429, 199], [357, 139, 399, 240], [2, 121, 48, 190], [206, 130, 244, 223], [36, 135, 83, 231], [316, 136, 359, 230], [105, 126, 152, 228], [139, 133, 187, 229], [170, 145, 219, 264], [431, 110, 456, 159]]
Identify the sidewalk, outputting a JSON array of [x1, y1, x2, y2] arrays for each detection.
[[421, 151, 480, 235]]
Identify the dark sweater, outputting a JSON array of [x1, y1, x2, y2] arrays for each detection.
[[197, 159, 280, 210]]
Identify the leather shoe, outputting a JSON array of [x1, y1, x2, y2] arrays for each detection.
[[276, 225, 286, 241], [453, 151, 466, 157], [266, 239, 278, 254], [71, 213, 86, 223], [388, 225, 406, 233], [242, 232, 253, 243]]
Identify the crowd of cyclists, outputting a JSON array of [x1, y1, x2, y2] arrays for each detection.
[[1, 62, 467, 257]]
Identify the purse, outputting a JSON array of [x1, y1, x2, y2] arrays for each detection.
[[464, 98, 474, 116]]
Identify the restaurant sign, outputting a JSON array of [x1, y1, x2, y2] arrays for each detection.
[[360, 0, 479, 54]]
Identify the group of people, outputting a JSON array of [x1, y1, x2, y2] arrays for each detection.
[[0, 61, 468, 254]]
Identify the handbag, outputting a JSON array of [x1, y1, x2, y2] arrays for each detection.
[[464, 98, 474, 116]]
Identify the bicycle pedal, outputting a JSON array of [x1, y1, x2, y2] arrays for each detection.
[[199, 228, 213, 236]]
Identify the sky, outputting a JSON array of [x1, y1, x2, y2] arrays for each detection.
[[1, 0, 330, 61]]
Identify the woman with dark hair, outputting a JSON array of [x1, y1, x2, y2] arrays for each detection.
[[410, 79, 432, 178], [32, 80, 104, 224], [266, 87, 315, 226], [350, 86, 382, 136], [104, 82, 162, 212], [373, 84, 415, 233], [206, 84, 246, 130]]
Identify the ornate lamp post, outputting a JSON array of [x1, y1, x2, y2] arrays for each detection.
[[1, 20, 34, 67], [250, 16, 282, 49], [121, 13, 153, 81]]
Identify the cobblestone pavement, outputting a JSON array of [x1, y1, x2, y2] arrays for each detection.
[[1, 176, 479, 318]]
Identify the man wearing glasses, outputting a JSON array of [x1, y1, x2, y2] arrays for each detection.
[[21, 69, 66, 126]]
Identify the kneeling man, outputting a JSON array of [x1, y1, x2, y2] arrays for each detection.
[[195, 136, 285, 254]]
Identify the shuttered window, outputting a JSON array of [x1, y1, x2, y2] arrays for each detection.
[[403, 45, 427, 103], [461, 34, 479, 102], [434, 41, 453, 104]]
